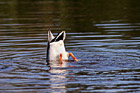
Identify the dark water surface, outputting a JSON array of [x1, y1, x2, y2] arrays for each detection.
[[0, 0, 140, 93]]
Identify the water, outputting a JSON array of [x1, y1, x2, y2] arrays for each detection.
[[0, 0, 140, 92]]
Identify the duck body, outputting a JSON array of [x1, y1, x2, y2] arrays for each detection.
[[46, 31, 78, 62], [47, 31, 69, 61], [48, 40, 69, 60]]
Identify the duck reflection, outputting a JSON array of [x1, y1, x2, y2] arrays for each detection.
[[48, 60, 70, 93]]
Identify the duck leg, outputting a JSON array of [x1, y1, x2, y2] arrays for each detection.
[[59, 53, 63, 61], [69, 53, 78, 61], [59, 53, 64, 65]]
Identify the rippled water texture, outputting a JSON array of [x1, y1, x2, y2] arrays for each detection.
[[0, 0, 140, 93]]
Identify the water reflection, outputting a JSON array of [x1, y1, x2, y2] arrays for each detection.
[[0, 0, 140, 32], [48, 60, 76, 93], [49, 61, 66, 92]]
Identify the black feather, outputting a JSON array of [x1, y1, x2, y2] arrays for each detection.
[[51, 32, 64, 42]]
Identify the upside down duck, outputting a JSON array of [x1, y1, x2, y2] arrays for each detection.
[[46, 31, 78, 61]]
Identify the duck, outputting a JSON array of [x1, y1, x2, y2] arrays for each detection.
[[46, 31, 78, 61]]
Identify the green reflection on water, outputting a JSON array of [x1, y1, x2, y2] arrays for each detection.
[[0, 0, 140, 36]]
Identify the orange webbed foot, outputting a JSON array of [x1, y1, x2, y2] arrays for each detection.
[[69, 53, 78, 61], [59, 53, 63, 61], [59, 53, 63, 65]]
